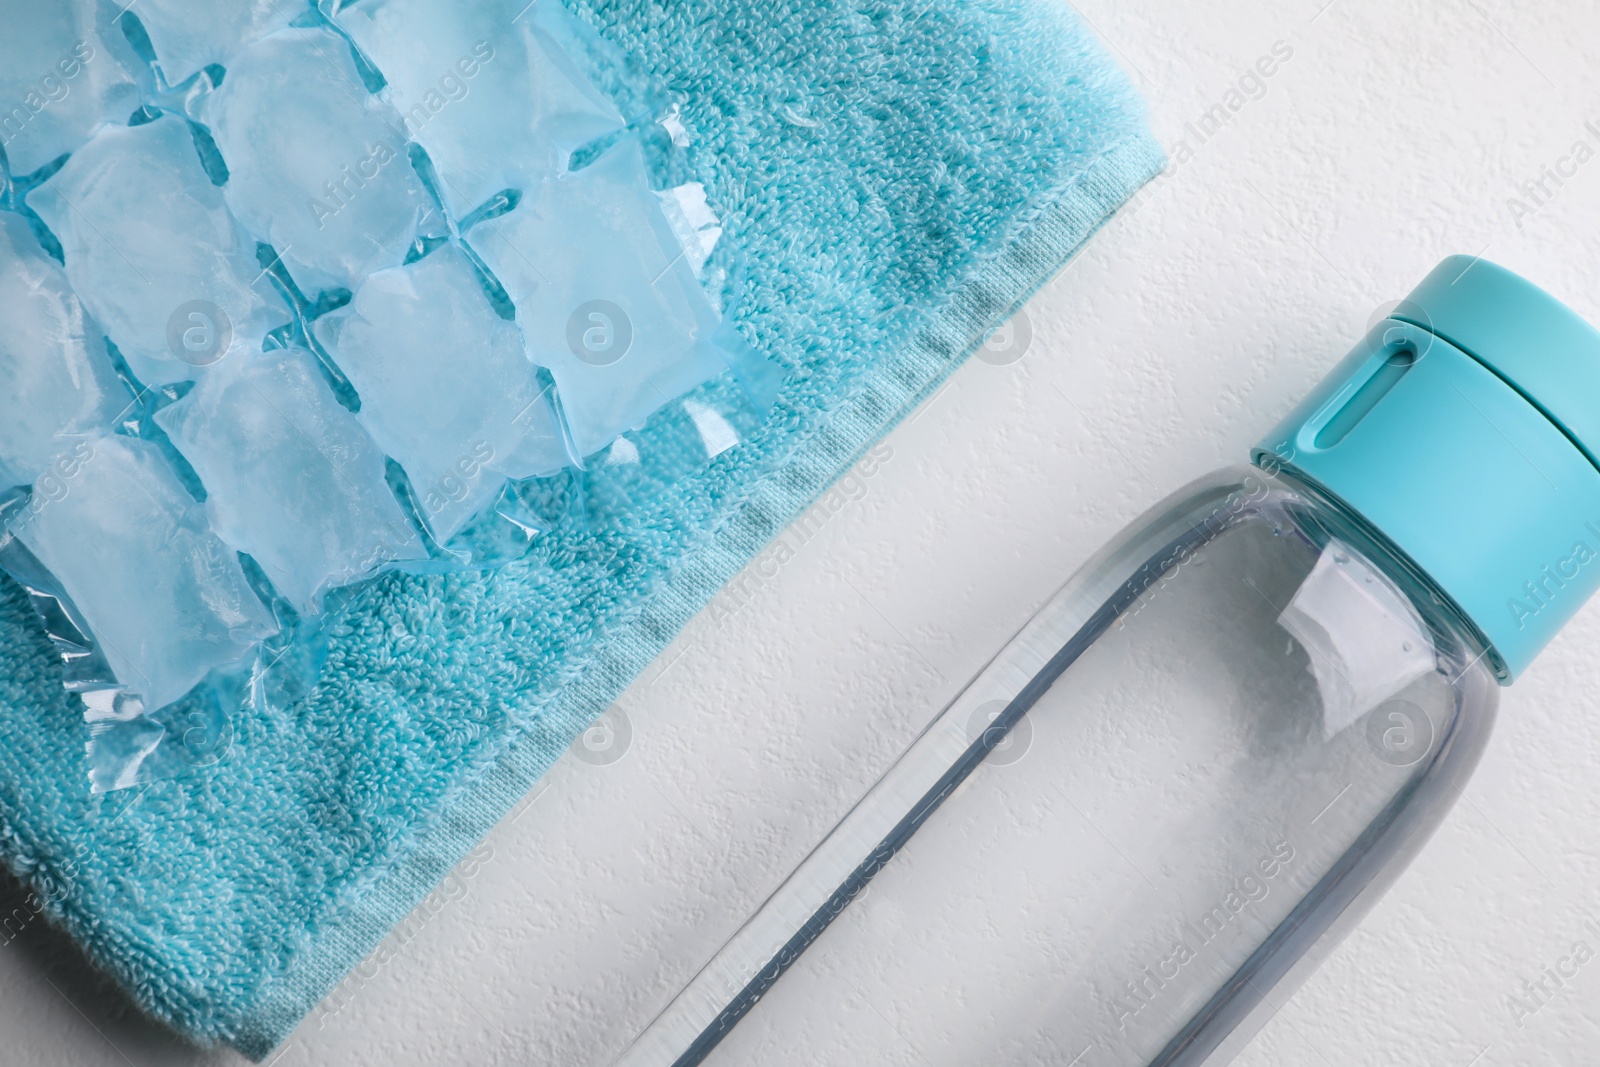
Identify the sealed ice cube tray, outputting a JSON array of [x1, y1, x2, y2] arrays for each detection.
[[0, 0, 778, 791]]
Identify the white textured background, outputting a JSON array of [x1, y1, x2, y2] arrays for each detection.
[[5, 0, 1600, 1063]]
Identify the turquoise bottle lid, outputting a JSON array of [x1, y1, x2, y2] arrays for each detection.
[[1255, 256, 1600, 681]]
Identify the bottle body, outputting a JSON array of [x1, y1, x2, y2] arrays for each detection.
[[620, 462, 1499, 1067]]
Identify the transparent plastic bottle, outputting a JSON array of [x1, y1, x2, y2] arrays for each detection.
[[616, 256, 1600, 1066]]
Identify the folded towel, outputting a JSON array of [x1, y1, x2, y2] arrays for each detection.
[[0, 0, 1161, 1056]]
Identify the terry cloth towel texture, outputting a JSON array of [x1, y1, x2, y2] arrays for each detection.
[[0, 0, 1162, 1057]]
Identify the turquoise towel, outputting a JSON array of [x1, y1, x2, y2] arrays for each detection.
[[0, 0, 1161, 1057]]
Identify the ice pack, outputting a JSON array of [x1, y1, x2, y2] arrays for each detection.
[[0, 0, 773, 791]]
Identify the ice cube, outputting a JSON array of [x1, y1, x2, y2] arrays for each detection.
[[28, 116, 276, 387], [155, 345, 426, 613], [314, 242, 567, 542], [0, 0, 139, 176], [335, 0, 624, 219], [203, 27, 438, 293], [8, 434, 277, 711], [468, 138, 728, 458], [0, 212, 129, 491], [125, 0, 297, 87]]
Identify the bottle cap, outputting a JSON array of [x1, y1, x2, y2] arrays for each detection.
[[1256, 257, 1600, 681]]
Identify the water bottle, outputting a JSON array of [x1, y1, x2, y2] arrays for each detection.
[[616, 256, 1600, 1066]]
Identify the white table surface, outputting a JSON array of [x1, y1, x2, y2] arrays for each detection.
[[6, 0, 1600, 1063]]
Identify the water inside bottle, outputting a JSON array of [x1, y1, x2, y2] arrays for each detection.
[[621, 474, 1490, 1067]]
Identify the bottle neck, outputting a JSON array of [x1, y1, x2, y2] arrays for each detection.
[[1254, 458, 1508, 685]]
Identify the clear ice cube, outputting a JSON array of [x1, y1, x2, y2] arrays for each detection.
[[203, 27, 438, 293], [28, 117, 276, 387], [127, 0, 297, 87], [336, 0, 624, 219], [8, 434, 277, 711], [314, 242, 567, 542], [155, 345, 426, 614], [468, 138, 728, 458], [0, 0, 139, 176], [0, 212, 129, 491]]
